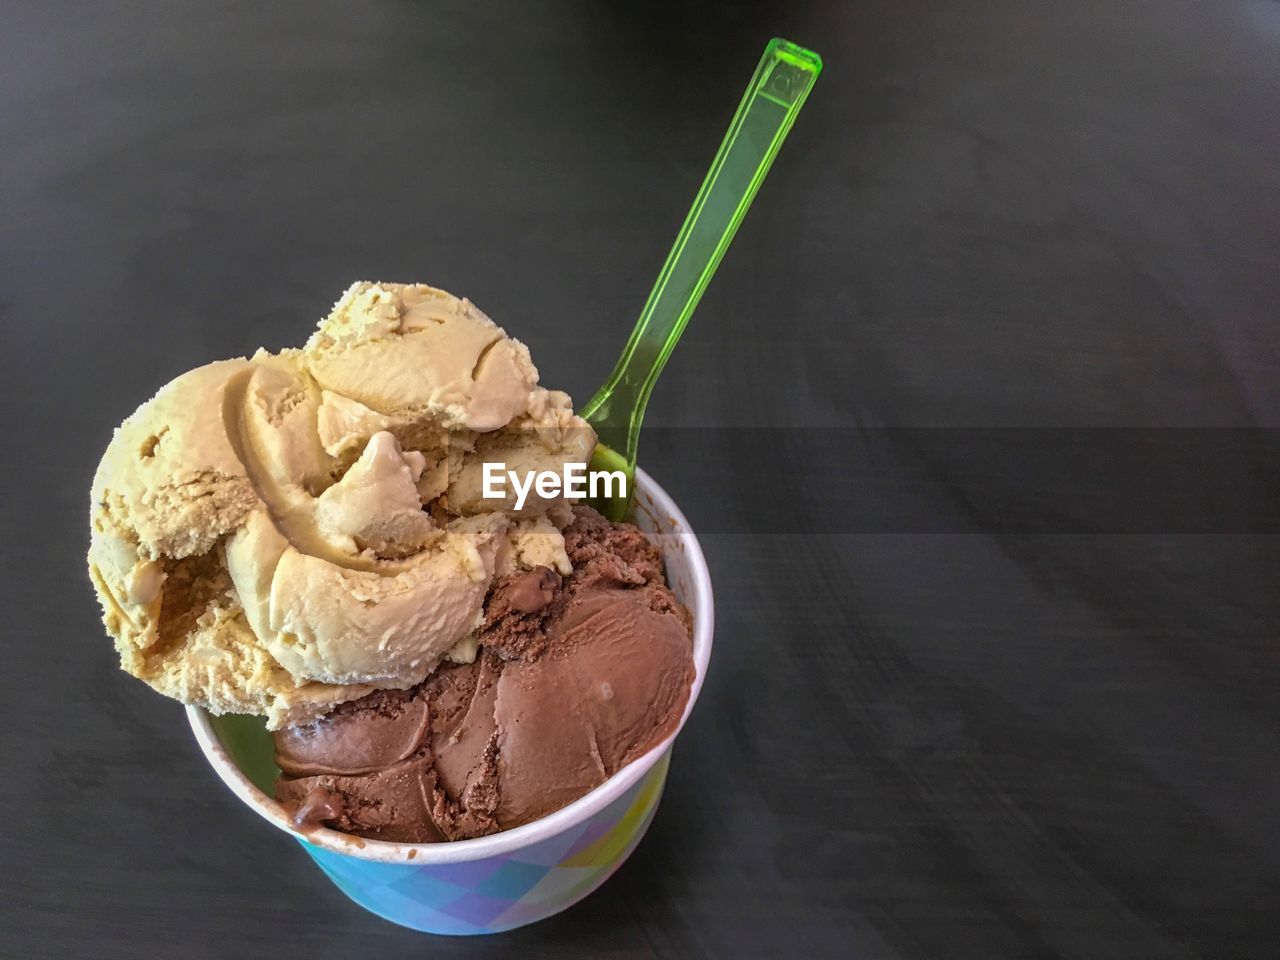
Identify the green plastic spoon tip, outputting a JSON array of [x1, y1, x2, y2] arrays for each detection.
[[582, 38, 822, 521]]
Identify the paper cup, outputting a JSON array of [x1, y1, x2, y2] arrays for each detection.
[[188, 468, 714, 935]]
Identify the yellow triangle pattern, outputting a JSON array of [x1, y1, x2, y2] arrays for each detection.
[[560, 753, 671, 868]]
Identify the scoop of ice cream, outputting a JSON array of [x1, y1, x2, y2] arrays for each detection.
[[483, 508, 694, 827], [273, 660, 504, 841], [490, 582, 692, 827], [87, 359, 270, 712], [88, 282, 595, 727], [273, 507, 694, 840], [303, 282, 537, 433], [227, 510, 510, 688]]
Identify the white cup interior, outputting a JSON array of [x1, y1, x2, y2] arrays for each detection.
[[188, 467, 715, 864]]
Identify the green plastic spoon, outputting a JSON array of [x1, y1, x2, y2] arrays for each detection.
[[582, 38, 822, 520]]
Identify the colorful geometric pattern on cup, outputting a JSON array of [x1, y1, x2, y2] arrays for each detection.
[[302, 751, 669, 934]]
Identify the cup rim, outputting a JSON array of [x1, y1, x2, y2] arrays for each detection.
[[187, 466, 715, 864]]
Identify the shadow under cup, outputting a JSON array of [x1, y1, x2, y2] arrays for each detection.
[[187, 469, 715, 935]]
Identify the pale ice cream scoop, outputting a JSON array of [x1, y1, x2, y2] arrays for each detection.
[[88, 282, 595, 728], [303, 282, 538, 433]]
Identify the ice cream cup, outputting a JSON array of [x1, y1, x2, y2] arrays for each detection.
[[187, 468, 714, 935]]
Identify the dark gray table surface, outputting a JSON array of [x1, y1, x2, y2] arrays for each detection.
[[4, 2, 1279, 957]]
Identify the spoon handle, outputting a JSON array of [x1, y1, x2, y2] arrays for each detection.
[[582, 38, 822, 471]]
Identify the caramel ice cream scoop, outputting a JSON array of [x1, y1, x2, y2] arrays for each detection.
[[88, 282, 594, 728]]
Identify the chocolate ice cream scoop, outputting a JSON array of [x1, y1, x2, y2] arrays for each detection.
[[494, 586, 694, 827], [274, 671, 499, 842], [272, 506, 694, 842]]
